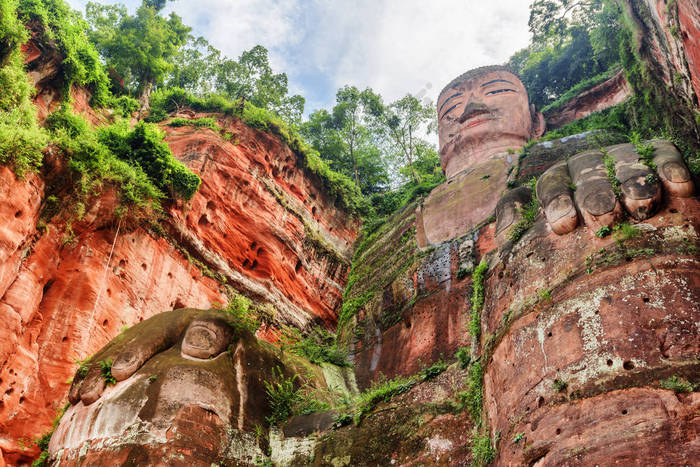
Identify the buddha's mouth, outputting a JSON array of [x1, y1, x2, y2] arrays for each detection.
[[464, 116, 495, 129]]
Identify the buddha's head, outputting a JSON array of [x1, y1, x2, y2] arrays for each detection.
[[437, 66, 545, 179]]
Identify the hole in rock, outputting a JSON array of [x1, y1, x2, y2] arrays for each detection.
[[607, 359, 613, 366], [174, 299, 186, 309], [257, 247, 264, 256], [547, 332, 552, 338], [42, 280, 54, 296], [594, 310, 599, 315], [4, 388, 13, 395], [295, 260, 302, 273], [250, 241, 257, 250], [537, 396, 544, 408], [312, 206, 317, 216], [498, 271, 504, 279], [642, 297, 650, 303], [107, 288, 112, 297], [206, 201, 215, 210], [19, 396, 24, 404], [251, 260, 258, 270], [14, 210, 22, 218], [119, 259, 126, 267], [555, 428, 561, 435], [623, 361, 635, 370], [621, 409, 628, 415], [198, 214, 209, 226], [141, 263, 147, 271], [242, 259, 250, 269], [167, 272, 173, 279], [62, 337, 68, 342], [669, 208, 678, 213], [102, 319, 108, 327]]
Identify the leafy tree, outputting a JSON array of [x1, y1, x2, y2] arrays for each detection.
[[166, 35, 221, 94], [301, 87, 389, 194], [369, 94, 436, 184], [510, 0, 620, 109], [215, 45, 304, 126], [85, 0, 190, 113]]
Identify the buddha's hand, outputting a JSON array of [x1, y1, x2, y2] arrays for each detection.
[[537, 139, 694, 235], [67, 309, 236, 405]]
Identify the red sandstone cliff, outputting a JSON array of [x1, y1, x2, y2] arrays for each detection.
[[0, 42, 359, 464]]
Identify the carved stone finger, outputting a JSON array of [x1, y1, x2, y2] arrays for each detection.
[[112, 333, 172, 381], [78, 366, 106, 406], [606, 143, 661, 220], [495, 186, 533, 245], [650, 139, 695, 197], [567, 150, 622, 231], [536, 161, 578, 234]]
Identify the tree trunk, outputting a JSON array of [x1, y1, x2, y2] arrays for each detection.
[[137, 81, 154, 119]]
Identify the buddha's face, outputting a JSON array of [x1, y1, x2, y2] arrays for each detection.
[[438, 70, 540, 178]]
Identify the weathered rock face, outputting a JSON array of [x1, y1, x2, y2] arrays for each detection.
[[483, 196, 700, 465], [543, 69, 632, 129], [622, 0, 700, 107], [0, 112, 357, 464], [163, 116, 358, 329]]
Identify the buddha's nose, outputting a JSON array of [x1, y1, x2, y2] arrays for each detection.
[[458, 98, 490, 124]]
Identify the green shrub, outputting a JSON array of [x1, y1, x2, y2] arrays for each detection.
[[356, 375, 418, 420], [215, 293, 259, 334], [420, 358, 448, 381], [595, 226, 611, 238], [471, 432, 497, 467], [264, 367, 300, 426], [168, 117, 220, 131], [99, 359, 116, 385], [99, 122, 201, 200], [463, 360, 484, 421], [659, 375, 694, 393], [292, 327, 349, 367], [455, 346, 471, 369], [469, 260, 488, 339], [552, 378, 568, 392], [17, 0, 111, 105], [109, 95, 139, 118]]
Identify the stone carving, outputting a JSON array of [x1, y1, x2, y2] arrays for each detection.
[[417, 66, 545, 246], [50, 309, 281, 465]]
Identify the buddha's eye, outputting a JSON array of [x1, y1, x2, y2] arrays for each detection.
[[486, 88, 516, 96]]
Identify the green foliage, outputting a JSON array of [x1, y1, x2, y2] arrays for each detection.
[[99, 121, 201, 199], [512, 432, 524, 444], [18, 0, 111, 105], [612, 222, 639, 241], [463, 360, 484, 422], [168, 117, 219, 131], [507, 188, 540, 243], [469, 260, 488, 340], [109, 95, 139, 117], [455, 347, 471, 369], [538, 289, 552, 301], [595, 226, 611, 238], [552, 378, 568, 392], [659, 376, 694, 393], [85, 0, 190, 99], [356, 374, 418, 420], [215, 293, 259, 334], [264, 367, 300, 426], [292, 326, 350, 367], [540, 67, 620, 114], [0, 0, 49, 176], [75, 356, 91, 378], [419, 358, 447, 381], [602, 150, 621, 198], [470, 431, 497, 467], [338, 290, 374, 324], [99, 359, 117, 385]]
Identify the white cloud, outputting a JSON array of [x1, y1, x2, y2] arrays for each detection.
[[66, 0, 532, 114]]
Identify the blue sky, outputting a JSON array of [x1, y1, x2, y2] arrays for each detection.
[[66, 0, 532, 115]]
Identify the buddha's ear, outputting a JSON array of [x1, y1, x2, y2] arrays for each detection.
[[531, 104, 546, 138]]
